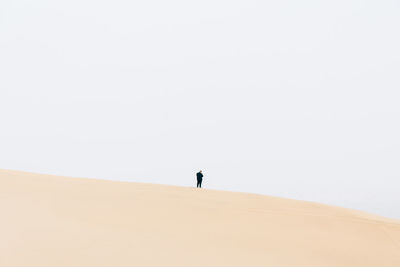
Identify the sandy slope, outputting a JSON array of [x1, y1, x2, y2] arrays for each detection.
[[0, 169, 399, 267]]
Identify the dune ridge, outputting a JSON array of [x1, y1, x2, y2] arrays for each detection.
[[0, 169, 399, 266]]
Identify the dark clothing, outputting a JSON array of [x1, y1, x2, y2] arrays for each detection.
[[196, 172, 203, 188]]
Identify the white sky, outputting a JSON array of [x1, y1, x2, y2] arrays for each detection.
[[1, 0, 399, 218]]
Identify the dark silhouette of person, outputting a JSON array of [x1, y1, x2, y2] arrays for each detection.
[[196, 170, 203, 188]]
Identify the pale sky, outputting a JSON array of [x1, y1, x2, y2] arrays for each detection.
[[1, 0, 399, 218]]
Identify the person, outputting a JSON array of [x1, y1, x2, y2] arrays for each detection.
[[196, 170, 203, 188]]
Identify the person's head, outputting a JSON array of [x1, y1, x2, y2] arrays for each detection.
[[199, 170, 202, 173]]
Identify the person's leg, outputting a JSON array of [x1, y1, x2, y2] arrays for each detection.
[[197, 179, 200, 188], [199, 179, 202, 188]]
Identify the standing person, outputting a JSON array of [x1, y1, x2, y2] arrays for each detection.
[[196, 170, 203, 188]]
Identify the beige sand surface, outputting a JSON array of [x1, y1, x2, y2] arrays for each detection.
[[0, 169, 399, 266]]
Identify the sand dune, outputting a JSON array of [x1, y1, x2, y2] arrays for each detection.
[[0, 169, 399, 266]]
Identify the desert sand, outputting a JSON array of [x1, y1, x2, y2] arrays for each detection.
[[0, 169, 399, 267]]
